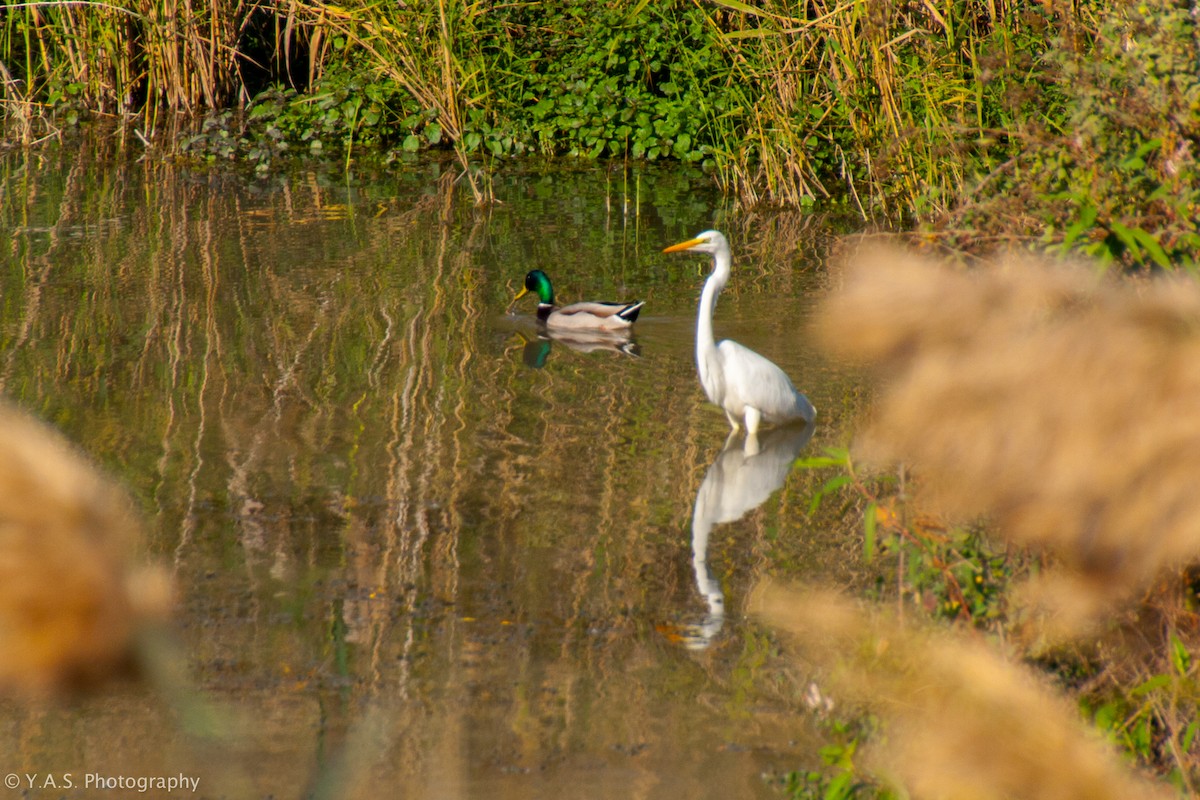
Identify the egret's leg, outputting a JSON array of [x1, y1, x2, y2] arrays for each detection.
[[744, 407, 762, 438], [743, 407, 762, 456], [724, 410, 741, 432]]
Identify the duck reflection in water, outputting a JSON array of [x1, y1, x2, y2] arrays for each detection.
[[517, 329, 640, 368], [681, 422, 815, 651]]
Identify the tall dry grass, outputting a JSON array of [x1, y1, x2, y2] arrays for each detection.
[[2, 0, 241, 123], [815, 243, 1200, 629], [707, 0, 1090, 214], [280, 0, 494, 201], [0, 401, 171, 694], [753, 583, 1176, 800]]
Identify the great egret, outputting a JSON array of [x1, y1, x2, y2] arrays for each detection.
[[508, 269, 644, 331], [664, 230, 816, 437]]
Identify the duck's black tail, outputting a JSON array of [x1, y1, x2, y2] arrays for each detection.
[[618, 301, 646, 323]]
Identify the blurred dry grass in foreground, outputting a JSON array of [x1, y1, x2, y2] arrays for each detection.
[[0, 402, 171, 695], [767, 242, 1200, 797], [754, 583, 1177, 800], [816, 244, 1200, 630]]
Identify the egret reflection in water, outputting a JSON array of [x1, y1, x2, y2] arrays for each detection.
[[680, 422, 815, 650]]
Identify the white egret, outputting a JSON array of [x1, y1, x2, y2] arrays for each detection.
[[664, 230, 816, 438], [508, 269, 644, 331]]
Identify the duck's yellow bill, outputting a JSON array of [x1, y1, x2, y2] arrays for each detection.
[[505, 286, 530, 314], [663, 237, 704, 254]]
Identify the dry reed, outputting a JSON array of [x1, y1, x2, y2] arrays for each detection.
[[815, 243, 1200, 624], [753, 582, 1175, 800], [0, 402, 171, 694]]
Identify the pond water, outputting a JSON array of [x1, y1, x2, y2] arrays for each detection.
[[0, 142, 866, 799]]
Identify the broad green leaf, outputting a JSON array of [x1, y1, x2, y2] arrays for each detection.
[[708, 0, 767, 15], [720, 28, 775, 40], [1171, 634, 1191, 675], [1129, 227, 1172, 269], [1130, 673, 1171, 696], [1108, 221, 1142, 260], [1183, 720, 1200, 752], [1062, 204, 1097, 248]]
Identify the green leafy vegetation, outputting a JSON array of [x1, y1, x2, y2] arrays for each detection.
[[792, 449, 1200, 798], [769, 719, 902, 800], [2, 0, 1197, 262], [944, 1, 1200, 270]]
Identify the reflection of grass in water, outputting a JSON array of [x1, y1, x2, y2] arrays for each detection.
[[0, 146, 852, 795], [785, 243, 1200, 796]]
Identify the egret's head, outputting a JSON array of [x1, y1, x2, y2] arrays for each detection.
[[663, 230, 727, 255], [513, 269, 555, 305]]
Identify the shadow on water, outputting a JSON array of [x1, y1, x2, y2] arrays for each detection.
[[0, 141, 864, 798]]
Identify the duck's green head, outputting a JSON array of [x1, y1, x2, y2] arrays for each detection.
[[513, 269, 555, 306]]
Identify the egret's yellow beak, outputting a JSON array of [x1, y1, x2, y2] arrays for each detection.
[[663, 236, 705, 254]]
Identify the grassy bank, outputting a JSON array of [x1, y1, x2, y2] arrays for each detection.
[[3, 0, 1197, 265]]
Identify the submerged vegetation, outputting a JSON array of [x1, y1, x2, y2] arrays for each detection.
[[2, 0, 1197, 263]]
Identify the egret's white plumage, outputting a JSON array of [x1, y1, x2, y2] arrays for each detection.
[[664, 230, 816, 437]]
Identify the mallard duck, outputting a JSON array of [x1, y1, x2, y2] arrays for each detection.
[[509, 269, 644, 331], [663, 230, 816, 438]]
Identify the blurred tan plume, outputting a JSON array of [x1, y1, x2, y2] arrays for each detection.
[[0, 402, 172, 694], [752, 582, 1175, 800], [816, 244, 1200, 619]]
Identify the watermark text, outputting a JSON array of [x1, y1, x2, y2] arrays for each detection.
[[5, 773, 199, 793]]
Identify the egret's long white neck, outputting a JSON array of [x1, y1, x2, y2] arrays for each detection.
[[696, 246, 730, 363]]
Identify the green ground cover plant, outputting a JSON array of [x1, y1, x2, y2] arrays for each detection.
[[2, 0, 1196, 263]]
